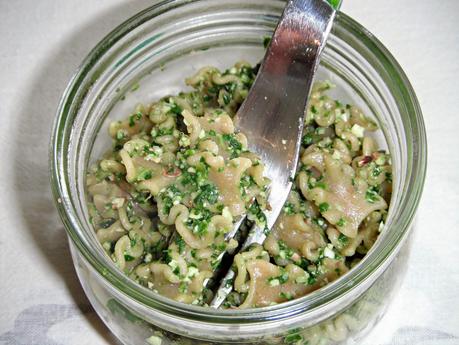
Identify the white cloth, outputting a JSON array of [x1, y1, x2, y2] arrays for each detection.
[[0, 0, 458, 344]]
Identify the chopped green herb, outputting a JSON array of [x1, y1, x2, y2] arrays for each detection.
[[279, 292, 294, 300], [179, 282, 188, 293], [315, 181, 327, 190], [169, 103, 183, 115], [278, 240, 295, 260], [116, 130, 126, 141], [318, 202, 330, 213], [175, 236, 186, 254], [222, 134, 243, 158], [338, 233, 348, 244], [365, 186, 380, 204], [222, 93, 232, 105], [372, 165, 383, 177], [128, 112, 142, 127], [283, 202, 296, 215], [135, 168, 152, 181], [247, 202, 268, 231], [285, 332, 303, 344], [263, 36, 271, 48], [385, 172, 393, 182], [194, 183, 219, 208], [278, 269, 289, 284], [337, 218, 346, 227], [302, 133, 313, 146], [186, 207, 212, 237], [307, 275, 317, 285]]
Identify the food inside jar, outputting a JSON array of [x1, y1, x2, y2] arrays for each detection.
[[86, 61, 392, 308]]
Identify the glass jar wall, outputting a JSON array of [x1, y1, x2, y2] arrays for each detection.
[[50, 1, 426, 344]]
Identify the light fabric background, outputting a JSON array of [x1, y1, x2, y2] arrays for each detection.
[[0, 1, 458, 344]]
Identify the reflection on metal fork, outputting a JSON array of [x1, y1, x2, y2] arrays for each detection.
[[210, 0, 338, 308]]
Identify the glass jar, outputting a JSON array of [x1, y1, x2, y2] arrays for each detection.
[[50, 1, 427, 344]]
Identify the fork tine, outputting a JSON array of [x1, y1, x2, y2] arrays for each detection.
[[210, 268, 236, 308], [224, 215, 247, 242], [209, 223, 266, 308], [201, 215, 246, 290]]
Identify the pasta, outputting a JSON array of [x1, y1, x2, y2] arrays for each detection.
[[87, 62, 392, 308]]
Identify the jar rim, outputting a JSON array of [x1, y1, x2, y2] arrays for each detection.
[[49, 0, 427, 322]]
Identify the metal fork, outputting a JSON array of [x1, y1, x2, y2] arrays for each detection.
[[208, 0, 339, 307]]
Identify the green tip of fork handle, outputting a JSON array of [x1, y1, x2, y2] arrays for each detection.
[[325, 0, 342, 10]]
